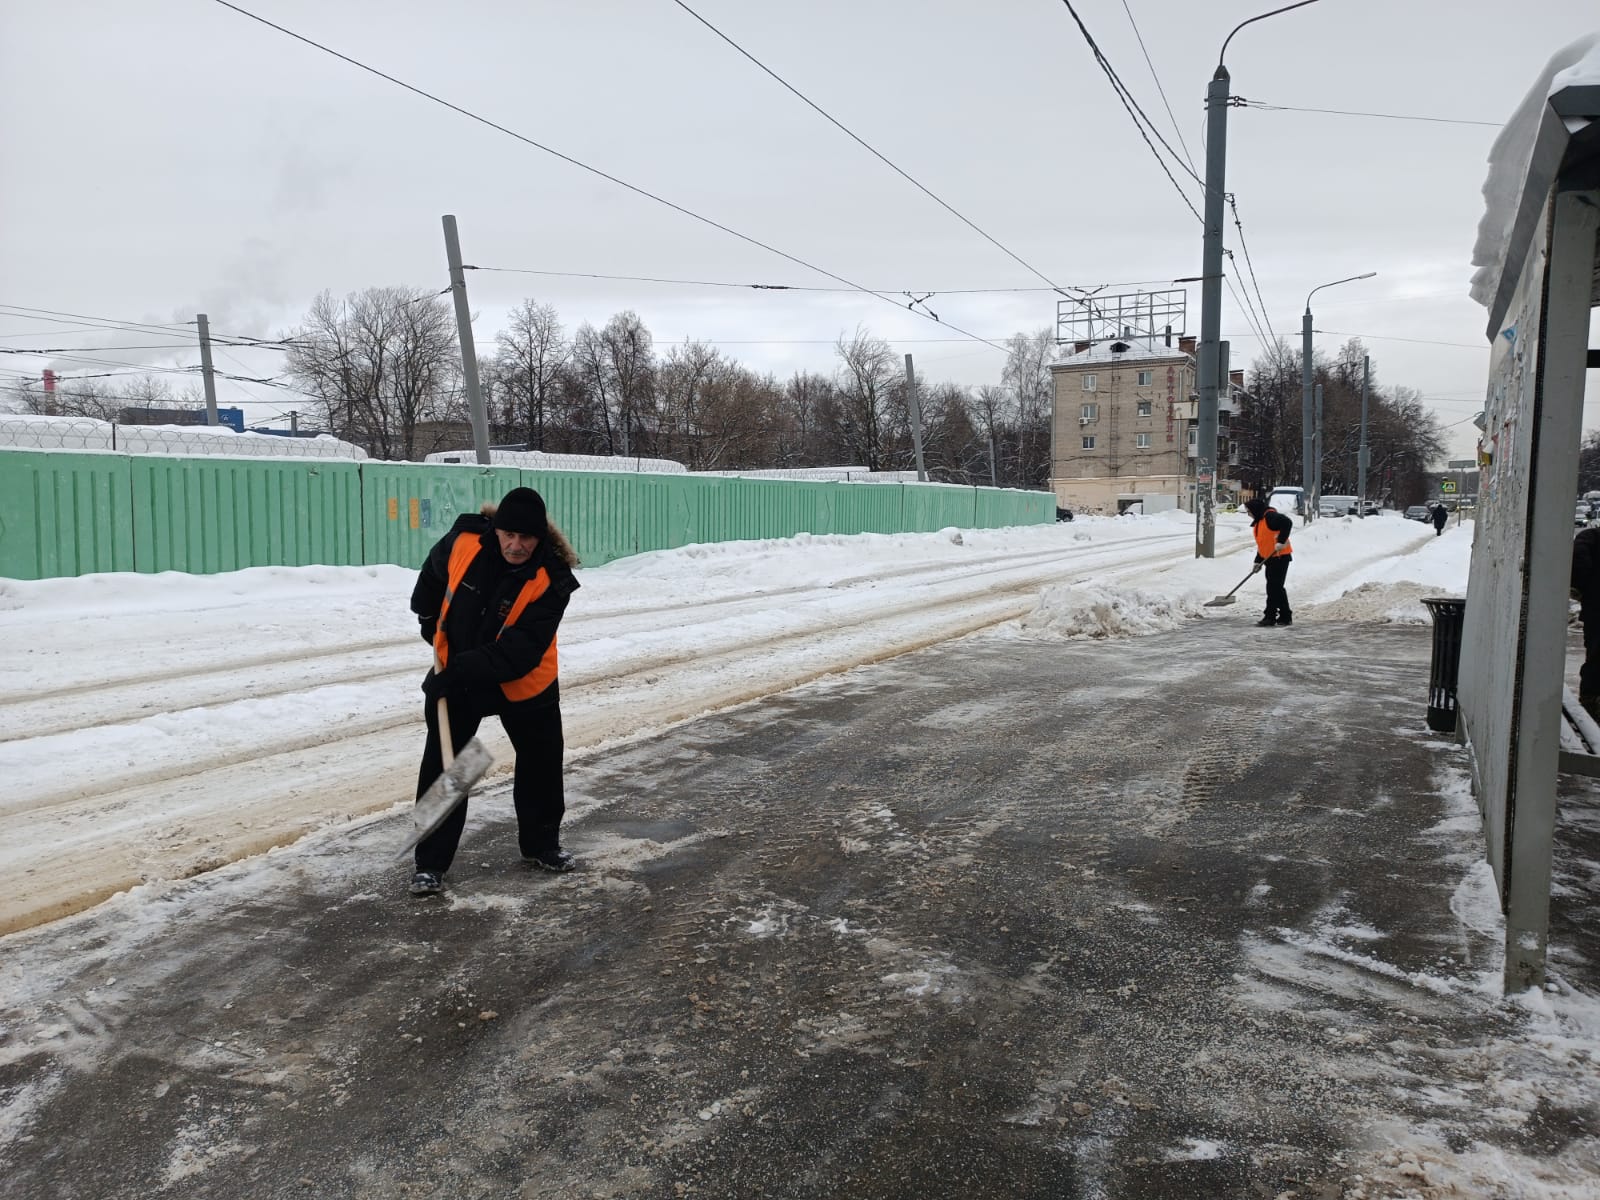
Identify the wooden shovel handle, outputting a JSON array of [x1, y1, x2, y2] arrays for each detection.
[[433, 651, 455, 768]]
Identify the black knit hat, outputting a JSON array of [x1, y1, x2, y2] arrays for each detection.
[[493, 486, 548, 537], [1244, 497, 1267, 518]]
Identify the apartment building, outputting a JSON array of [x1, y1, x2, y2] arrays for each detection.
[[1046, 334, 1243, 514]]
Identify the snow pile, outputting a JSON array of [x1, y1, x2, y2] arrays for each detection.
[[1014, 581, 1204, 640], [1469, 31, 1600, 309], [1311, 580, 1442, 624]]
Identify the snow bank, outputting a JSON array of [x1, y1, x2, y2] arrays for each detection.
[[1014, 582, 1205, 640]]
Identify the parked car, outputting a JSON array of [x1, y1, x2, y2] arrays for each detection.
[[1319, 494, 1357, 518], [1578, 504, 1591, 527], [1265, 486, 1306, 520], [1055, 506, 1074, 523], [1405, 505, 1432, 522], [1359, 500, 1382, 516]]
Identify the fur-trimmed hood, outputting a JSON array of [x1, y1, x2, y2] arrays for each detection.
[[479, 499, 580, 567]]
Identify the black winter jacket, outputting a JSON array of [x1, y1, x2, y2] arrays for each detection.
[[411, 513, 580, 706]]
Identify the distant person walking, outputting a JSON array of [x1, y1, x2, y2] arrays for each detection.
[[1572, 525, 1600, 719], [1244, 497, 1293, 627], [408, 486, 581, 897], [1431, 503, 1449, 536]]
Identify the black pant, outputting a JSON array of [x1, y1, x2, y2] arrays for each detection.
[[1263, 557, 1292, 622], [1583, 604, 1600, 700], [414, 692, 565, 874]]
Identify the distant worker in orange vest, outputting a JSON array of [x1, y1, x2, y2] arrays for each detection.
[[1243, 497, 1294, 627], [408, 486, 581, 896]]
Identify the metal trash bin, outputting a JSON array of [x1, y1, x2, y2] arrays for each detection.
[[1421, 597, 1467, 733]]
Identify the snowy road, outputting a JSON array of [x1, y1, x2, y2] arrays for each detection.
[[0, 512, 1456, 934]]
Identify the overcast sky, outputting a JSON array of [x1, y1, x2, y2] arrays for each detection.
[[3, 0, 1596, 461]]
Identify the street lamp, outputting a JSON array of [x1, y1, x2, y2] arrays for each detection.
[[1302, 272, 1375, 520], [1194, 0, 1323, 557]]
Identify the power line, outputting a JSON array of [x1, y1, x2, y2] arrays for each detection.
[[1119, 0, 1197, 176], [1233, 98, 1501, 128], [0, 343, 199, 355], [1314, 330, 1487, 350], [668, 0, 1079, 298], [466, 264, 1178, 295], [0, 303, 191, 337], [205, 0, 1011, 353], [1226, 195, 1278, 347], [1055, 0, 1204, 226]]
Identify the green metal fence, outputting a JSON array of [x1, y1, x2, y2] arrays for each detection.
[[129, 456, 363, 573], [0, 450, 1053, 580], [0, 449, 135, 580]]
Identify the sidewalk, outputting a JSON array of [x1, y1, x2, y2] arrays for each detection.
[[3, 618, 1598, 1199]]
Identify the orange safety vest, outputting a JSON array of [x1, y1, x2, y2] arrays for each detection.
[[1254, 507, 1292, 560], [433, 534, 558, 703]]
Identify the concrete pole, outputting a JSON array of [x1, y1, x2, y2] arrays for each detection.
[[1301, 307, 1314, 522], [904, 353, 927, 482], [1357, 355, 1370, 516], [1194, 66, 1229, 558], [442, 214, 492, 466], [196, 313, 220, 426], [1313, 383, 1323, 510]]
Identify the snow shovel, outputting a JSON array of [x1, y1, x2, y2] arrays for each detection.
[[1204, 563, 1262, 607], [397, 657, 494, 858]]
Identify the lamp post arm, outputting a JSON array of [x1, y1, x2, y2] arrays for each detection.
[[1219, 0, 1322, 67]]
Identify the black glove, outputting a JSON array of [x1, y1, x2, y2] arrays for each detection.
[[421, 667, 455, 703], [447, 650, 498, 689], [1253, 554, 1264, 566], [419, 616, 438, 645]]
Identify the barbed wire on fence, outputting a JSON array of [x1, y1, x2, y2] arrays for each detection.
[[0, 415, 368, 459], [422, 448, 689, 474]]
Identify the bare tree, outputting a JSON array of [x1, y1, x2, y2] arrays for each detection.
[[834, 327, 900, 470], [495, 298, 566, 450], [1001, 328, 1055, 488], [283, 287, 464, 461], [971, 384, 1013, 486]]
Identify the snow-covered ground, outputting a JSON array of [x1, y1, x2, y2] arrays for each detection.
[[8, 508, 1600, 1197], [0, 508, 1466, 937]]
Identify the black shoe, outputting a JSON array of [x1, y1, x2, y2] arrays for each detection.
[[1255, 617, 1277, 627], [523, 847, 576, 873], [1276, 615, 1293, 626], [410, 870, 443, 896]]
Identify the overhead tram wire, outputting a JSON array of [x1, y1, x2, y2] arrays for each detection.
[[1055, 1, 1204, 224], [668, 0, 1081, 298], [1226, 196, 1278, 348], [206, 0, 1011, 354], [1119, 0, 1198, 176], [465, 265, 1180, 295]]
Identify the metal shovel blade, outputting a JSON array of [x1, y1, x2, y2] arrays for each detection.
[[396, 737, 494, 858], [1203, 594, 1237, 607]]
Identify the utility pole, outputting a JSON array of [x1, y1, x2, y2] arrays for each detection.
[[1357, 355, 1370, 516], [196, 313, 220, 426], [904, 353, 927, 482], [1313, 383, 1323, 510], [1301, 307, 1314, 522], [441, 214, 492, 465], [1194, 62, 1228, 558], [289, 410, 299, 435]]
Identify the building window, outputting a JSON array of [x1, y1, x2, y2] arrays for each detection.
[[1136, 369, 1154, 386], [1082, 374, 1097, 391], [1136, 399, 1152, 417], [1135, 432, 1152, 449], [1081, 436, 1096, 450], [1187, 428, 1197, 445], [1080, 403, 1098, 421]]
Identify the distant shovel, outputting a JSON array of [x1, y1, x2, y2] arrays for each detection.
[[1205, 563, 1262, 607], [397, 656, 494, 858]]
